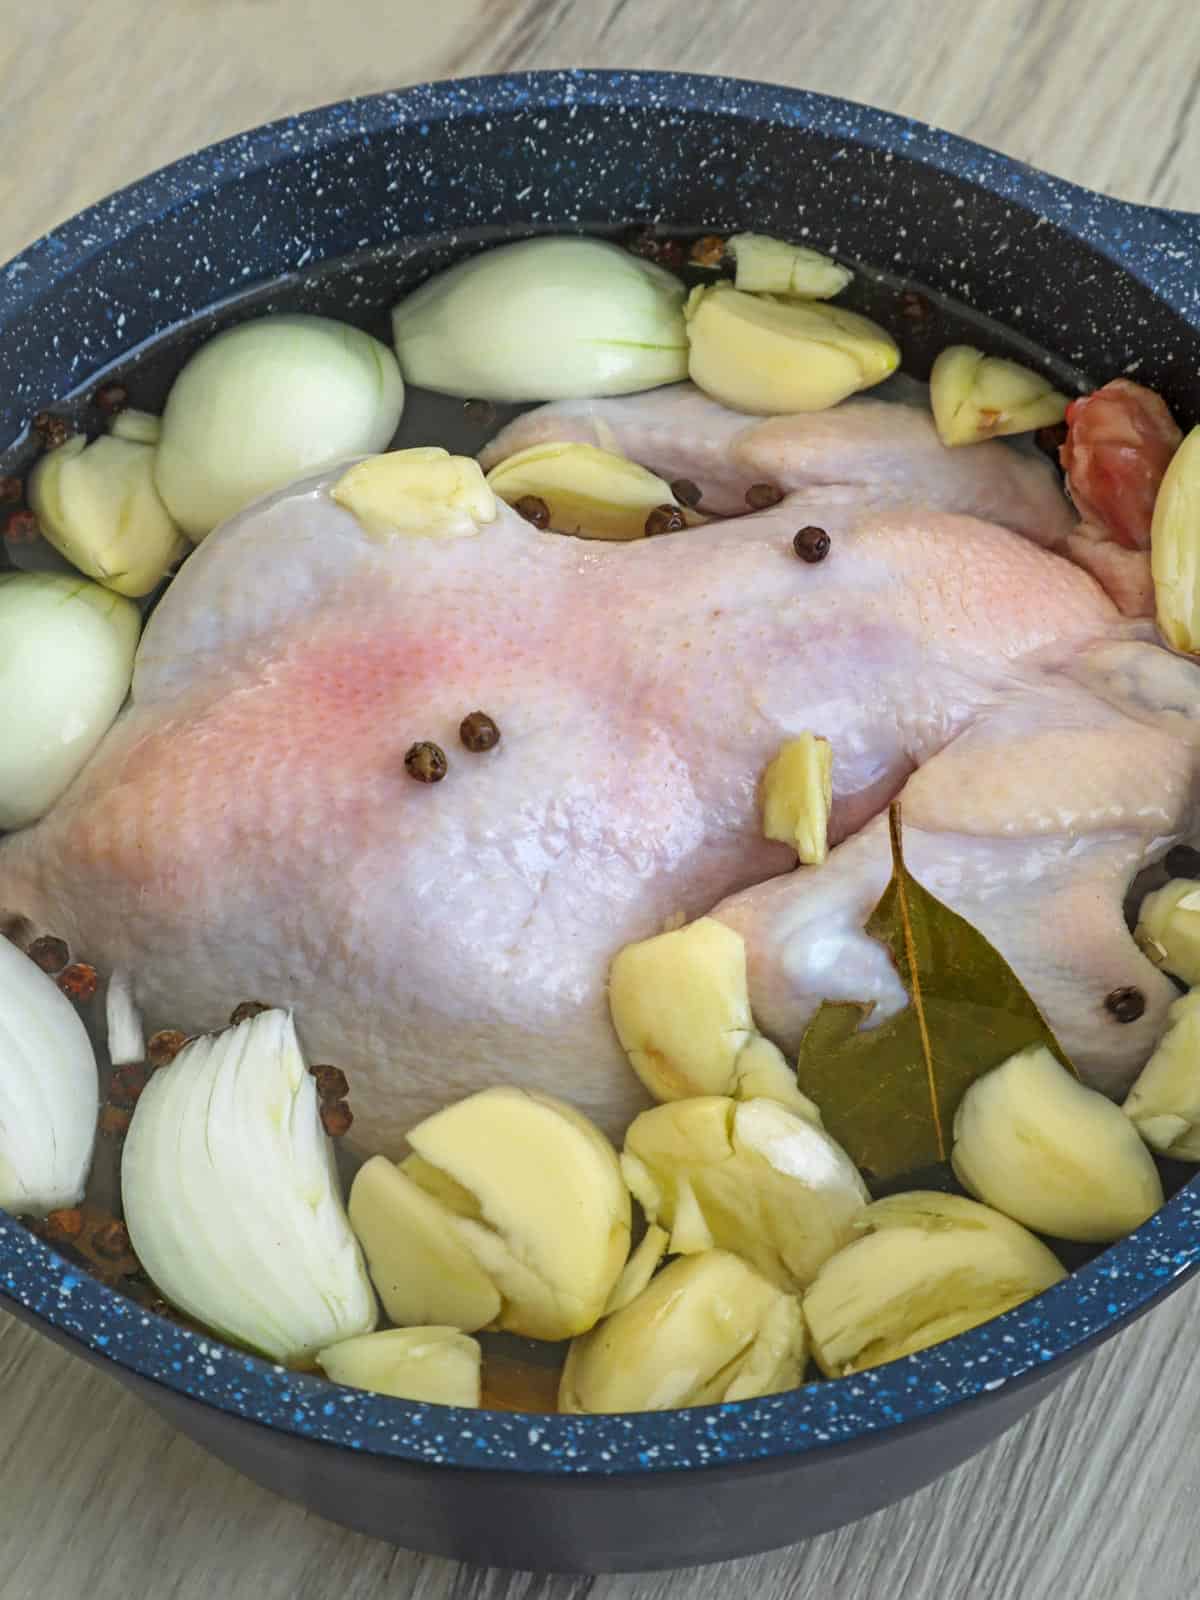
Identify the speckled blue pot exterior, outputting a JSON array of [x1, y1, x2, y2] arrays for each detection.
[[3, 71, 1200, 1572]]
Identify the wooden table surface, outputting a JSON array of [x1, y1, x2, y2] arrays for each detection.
[[3, 1, 1200, 1595]]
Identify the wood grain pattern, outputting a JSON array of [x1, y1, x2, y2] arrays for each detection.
[[4, 1, 1200, 1594]]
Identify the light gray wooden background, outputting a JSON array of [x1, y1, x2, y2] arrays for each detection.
[[2, 1, 1200, 1596]]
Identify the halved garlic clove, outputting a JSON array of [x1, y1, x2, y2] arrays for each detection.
[[929, 346, 1068, 447], [1123, 989, 1200, 1158], [727, 234, 852, 300], [1151, 424, 1200, 652], [951, 1044, 1162, 1242], [485, 441, 688, 541], [760, 733, 833, 865], [122, 1009, 376, 1363], [602, 1224, 670, 1316], [404, 1087, 631, 1341], [559, 1250, 806, 1413], [622, 1094, 868, 1291], [608, 917, 819, 1117], [331, 448, 496, 542], [802, 1190, 1065, 1376], [318, 1326, 481, 1407], [0, 936, 98, 1214], [347, 1155, 500, 1331], [29, 434, 187, 597], [685, 283, 899, 415], [1135, 878, 1200, 987]]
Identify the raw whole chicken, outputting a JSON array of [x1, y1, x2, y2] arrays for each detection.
[[1, 384, 1196, 1152]]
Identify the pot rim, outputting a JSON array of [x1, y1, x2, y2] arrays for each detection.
[[2, 68, 1196, 1478]]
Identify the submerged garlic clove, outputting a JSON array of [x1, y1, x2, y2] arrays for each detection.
[[803, 1190, 1066, 1376], [0, 937, 98, 1215], [318, 1326, 482, 1407], [104, 970, 145, 1067], [727, 234, 852, 300], [29, 434, 186, 597], [1135, 878, 1200, 986], [485, 441, 687, 541], [403, 1087, 631, 1341], [348, 1155, 501, 1331], [622, 1094, 868, 1291], [1151, 425, 1200, 652], [559, 1250, 806, 1413], [109, 408, 163, 446], [155, 314, 405, 540], [685, 283, 899, 415], [1124, 989, 1200, 1158], [607, 917, 817, 1117], [951, 1044, 1162, 1242], [331, 448, 497, 541], [929, 345, 1068, 447], [760, 733, 833, 865], [122, 1009, 376, 1363], [391, 237, 689, 402], [0, 573, 141, 830]]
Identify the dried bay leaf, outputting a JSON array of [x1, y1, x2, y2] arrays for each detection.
[[795, 803, 1073, 1182]]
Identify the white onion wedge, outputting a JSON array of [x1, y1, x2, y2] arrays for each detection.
[[0, 937, 97, 1215], [122, 1009, 376, 1362]]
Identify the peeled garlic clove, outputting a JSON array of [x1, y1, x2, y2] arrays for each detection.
[[331, 448, 496, 541], [110, 408, 162, 445], [760, 733, 833, 865], [929, 345, 1068, 447], [1136, 878, 1200, 986], [1124, 989, 1200, 1158], [318, 1326, 481, 1406], [348, 1155, 500, 1331], [155, 314, 405, 540], [485, 441, 687, 541], [105, 970, 145, 1067], [729, 1034, 824, 1123], [951, 1044, 1162, 1242], [622, 1094, 868, 1291], [685, 284, 898, 415], [122, 1009, 376, 1363], [405, 1087, 631, 1341], [608, 917, 815, 1115], [29, 434, 187, 597], [391, 237, 688, 402], [1151, 425, 1200, 651], [727, 234, 852, 299], [0, 572, 141, 830], [803, 1190, 1065, 1376], [602, 1224, 669, 1315], [559, 1250, 806, 1414], [0, 937, 97, 1214]]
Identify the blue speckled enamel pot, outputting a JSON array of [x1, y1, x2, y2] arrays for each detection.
[[3, 71, 1200, 1574]]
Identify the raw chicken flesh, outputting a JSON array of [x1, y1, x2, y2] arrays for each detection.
[[2, 384, 1196, 1153]]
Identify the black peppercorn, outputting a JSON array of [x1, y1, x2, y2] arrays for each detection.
[[463, 398, 496, 428], [405, 741, 448, 783], [669, 478, 702, 508], [746, 482, 783, 510], [644, 504, 687, 537], [514, 495, 551, 530], [460, 711, 501, 753], [1105, 986, 1146, 1024], [793, 525, 831, 563]]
